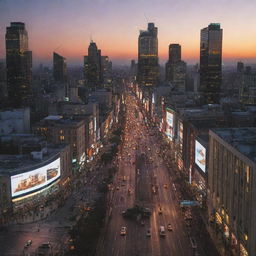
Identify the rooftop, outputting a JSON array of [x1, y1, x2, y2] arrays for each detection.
[[0, 143, 66, 174], [211, 128, 256, 163], [35, 116, 84, 127]]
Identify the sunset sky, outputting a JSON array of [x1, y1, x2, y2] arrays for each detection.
[[1, 0, 256, 66]]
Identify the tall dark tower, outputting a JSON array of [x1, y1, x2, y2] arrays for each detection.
[[6, 22, 32, 108], [199, 23, 223, 104], [165, 44, 186, 92], [137, 23, 159, 87], [53, 52, 67, 82], [84, 41, 102, 91], [168, 44, 181, 63]]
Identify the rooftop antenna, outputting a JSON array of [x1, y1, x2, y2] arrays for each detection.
[[54, 44, 62, 52], [144, 12, 149, 23]]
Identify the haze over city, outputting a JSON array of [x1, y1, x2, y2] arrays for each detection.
[[1, 0, 256, 65]]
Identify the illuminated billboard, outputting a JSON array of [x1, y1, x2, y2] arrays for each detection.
[[165, 109, 174, 139], [195, 141, 206, 172], [11, 158, 61, 198]]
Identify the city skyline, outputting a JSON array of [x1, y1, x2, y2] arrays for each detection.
[[0, 0, 256, 66]]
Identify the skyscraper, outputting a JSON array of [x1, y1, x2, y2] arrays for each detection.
[[138, 23, 159, 87], [237, 61, 244, 73], [53, 52, 67, 83], [199, 23, 222, 104], [165, 44, 186, 92], [84, 41, 102, 91], [6, 22, 32, 108], [168, 44, 181, 64]]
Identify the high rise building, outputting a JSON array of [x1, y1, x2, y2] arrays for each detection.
[[53, 52, 67, 83], [137, 23, 159, 87], [237, 61, 244, 73], [5, 22, 32, 108], [165, 44, 186, 92], [199, 23, 222, 104], [130, 59, 137, 78], [84, 41, 102, 91], [168, 44, 181, 63]]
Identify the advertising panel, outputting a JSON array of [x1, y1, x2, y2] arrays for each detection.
[[165, 110, 174, 139], [195, 141, 206, 172], [11, 158, 61, 198]]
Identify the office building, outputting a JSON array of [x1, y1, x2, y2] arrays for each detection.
[[84, 41, 102, 90], [138, 23, 159, 87], [239, 71, 256, 105], [33, 116, 85, 163], [165, 44, 186, 92], [199, 23, 222, 104], [208, 128, 256, 256], [237, 62, 244, 73], [0, 108, 30, 134], [5, 22, 32, 108], [53, 52, 67, 83], [0, 134, 71, 222]]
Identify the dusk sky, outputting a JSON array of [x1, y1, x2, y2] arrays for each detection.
[[1, 0, 256, 66]]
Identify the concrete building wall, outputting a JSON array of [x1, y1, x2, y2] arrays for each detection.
[[208, 130, 256, 256]]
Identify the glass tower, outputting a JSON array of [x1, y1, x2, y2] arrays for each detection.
[[165, 44, 186, 92], [53, 52, 67, 83], [138, 23, 159, 87], [199, 23, 222, 104], [84, 41, 102, 91], [6, 22, 32, 108]]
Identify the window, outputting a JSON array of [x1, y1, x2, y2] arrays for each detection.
[[245, 166, 250, 184]]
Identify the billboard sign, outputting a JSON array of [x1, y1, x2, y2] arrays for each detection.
[[11, 158, 61, 198], [195, 140, 206, 172], [165, 109, 174, 139]]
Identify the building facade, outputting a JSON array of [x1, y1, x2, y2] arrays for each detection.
[[137, 23, 159, 87], [84, 41, 102, 90], [165, 44, 186, 92], [33, 116, 85, 164], [5, 22, 32, 108], [199, 23, 222, 104], [0, 135, 71, 224], [53, 52, 67, 83], [208, 128, 256, 256]]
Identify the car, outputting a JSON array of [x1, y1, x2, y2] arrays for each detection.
[[146, 229, 151, 237], [24, 239, 32, 248], [164, 184, 168, 189], [158, 207, 163, 214], [159, 226, 166, 237], [116, 186, 120, 190], [167, 224, 173, 231], [39, 242, 51, 249], [120, 227, 127, 235], [190, 237, 197, 249]]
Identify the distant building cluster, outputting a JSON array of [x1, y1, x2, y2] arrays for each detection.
[[0, 22, 121, 224]]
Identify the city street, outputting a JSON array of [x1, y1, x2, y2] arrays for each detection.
[[97, 92, 209, 256]]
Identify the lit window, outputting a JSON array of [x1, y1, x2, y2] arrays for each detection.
[[246, 166, 250, 183]]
